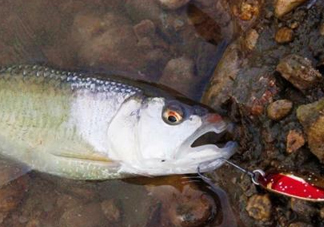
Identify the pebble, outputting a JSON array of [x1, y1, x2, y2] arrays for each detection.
[[276, 54, 322, 91], [246, 194, 272, 221], [297, 98, 324, 162], [274, 0, 308, 18], [267, 99, 293, 120], [275, 27, 294, 44], [286, 130, 305, 153], [232, 0, 260, 21], [245, 29, 259, 50], [158, 0, 190, 10], [289, 222, 313, 227]]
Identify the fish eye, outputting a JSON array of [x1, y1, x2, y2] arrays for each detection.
[[162, 104, 184, 125]]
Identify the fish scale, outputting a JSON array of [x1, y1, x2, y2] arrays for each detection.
[[0, 65, 143, 179]]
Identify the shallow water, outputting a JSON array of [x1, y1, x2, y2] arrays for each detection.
[[0, 1, 238, 227]]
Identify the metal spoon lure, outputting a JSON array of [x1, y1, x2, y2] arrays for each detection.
[[198, 159, 324, 202]]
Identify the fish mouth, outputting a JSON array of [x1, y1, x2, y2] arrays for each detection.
[[176, 114, 236, 170]]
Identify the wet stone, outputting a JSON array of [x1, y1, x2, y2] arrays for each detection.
[[286, 130, 305, 153], [267, 99, 293, 121], [297, 98, 324, 162], [246, 194, 272, 221], [159, 56, 197, 98], [275, 27, 294, 44], [274, 0, 308, 18], [158, 0, 190, 10], [101, 199, 121, 223], [276, 54, 322, 91], [245, 29, 259, 50]]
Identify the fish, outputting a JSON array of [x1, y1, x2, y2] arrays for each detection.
[[0, 64, 236, 180]]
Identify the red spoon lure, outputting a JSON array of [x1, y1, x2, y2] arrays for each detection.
[[198, 159, 324, 202]]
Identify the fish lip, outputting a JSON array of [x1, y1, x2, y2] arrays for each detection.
[[176, 114, 228, 159]]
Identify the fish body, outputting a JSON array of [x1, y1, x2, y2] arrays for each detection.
[[0, 65, 236, 180]]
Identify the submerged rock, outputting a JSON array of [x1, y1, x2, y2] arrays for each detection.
[[158, 0, 190, 10], [267, 99, 293, 121], [246, 194, 272, 221], [276, 55, 322, 91], [159, 57, 197, 98], [297, 98, 324, 162], [274, 0, 308, 18]]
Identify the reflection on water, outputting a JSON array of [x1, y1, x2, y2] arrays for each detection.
[[0, 0, 237, 226]]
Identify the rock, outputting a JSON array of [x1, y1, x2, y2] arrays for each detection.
[[286, 130, 305, 153], [246, 194, 272, 221], [244, 29, 259, 50], [158, 0, 190, 10], [146, 176, 217, 227], [59, 203, 108, 227], [232, 0, 261, 21], [297, 98, 324, 162], [267, 99, 293, 120], [290, 198, 316, 218], [71, 12, 169, 80], [159, 57, 197, 98], [289, 222, 313, 227], [320, 23, 324, 36], [276, 54, 322, 91], [101, 199, 121, 223], [275, 27, 294, 44], [274, 0, 308, 18]]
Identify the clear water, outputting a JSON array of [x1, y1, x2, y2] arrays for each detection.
[[0, 1, 237, 226]]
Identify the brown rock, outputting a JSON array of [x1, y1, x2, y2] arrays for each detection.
[[101, 199, 121, 223], [275, 27, 294, 44], [245, 29, 259, 50], [267, 99, 293, 120], [274, 0, 308, 18], [158, 0, 190, 10], [276, 54, 322, 91], [159, 57, 197, 98], [59, 203, 107, 227], [232, 0, 261, 21], [297, 98, 324, 162], [320, 23, 324, 36], [246, 194, 272, 221], [286, 130, 305, 153]]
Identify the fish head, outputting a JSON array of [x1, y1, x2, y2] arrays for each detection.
[[115, 97, 237, 176]]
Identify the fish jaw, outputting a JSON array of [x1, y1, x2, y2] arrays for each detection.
[[117, 113, 237, 176]]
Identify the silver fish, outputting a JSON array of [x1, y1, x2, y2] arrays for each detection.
[[0, 65, 236, 180]]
